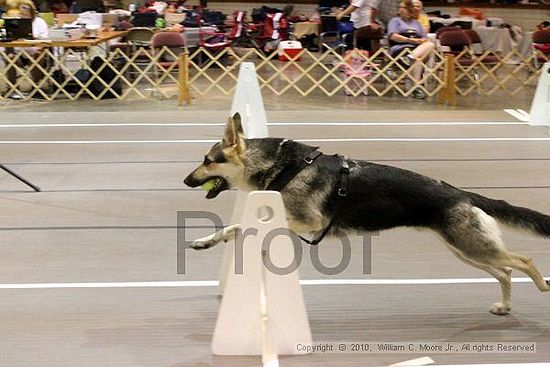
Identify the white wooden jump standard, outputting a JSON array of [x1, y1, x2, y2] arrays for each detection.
[[211, 62, 313, 363], [529, 62, 550, 128], [218, 61, 269, 295]]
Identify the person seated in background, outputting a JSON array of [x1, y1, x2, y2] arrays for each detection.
[[387, 0, 434, 99], [3, 1, 50, 98], [19, 2, 49, 38], [412, 0, 429, 34]]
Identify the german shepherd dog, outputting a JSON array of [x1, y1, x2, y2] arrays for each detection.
[[184, 114, 550, 316]]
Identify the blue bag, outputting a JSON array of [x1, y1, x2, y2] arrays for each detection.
[[337, 21, 354, 34]]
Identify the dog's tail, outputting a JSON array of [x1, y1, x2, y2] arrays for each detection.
[[467, 192, 550, 238]]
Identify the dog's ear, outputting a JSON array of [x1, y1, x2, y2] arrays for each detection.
[[223, 113, 245, 151]]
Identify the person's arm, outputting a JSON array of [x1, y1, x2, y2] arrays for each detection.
[[388, 18, 406, 43], [415, 20, 428, 43], [421, 15, 430, 34], [388, 21, 422, 44], [336, 4, 358, 21], [390, 32, 419, 44], [369, 0, 380, 28]]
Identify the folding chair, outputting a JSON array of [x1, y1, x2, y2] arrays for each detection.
[[532, 29, 550, 69], [257, 11, 289, 53], [125, 27, 155, 79], [319, 15, 351, 54], [439, 29, 478, 83], [150, 31, 186, 86], [340, 49, 372, 96], [463, 28, 499, 66]]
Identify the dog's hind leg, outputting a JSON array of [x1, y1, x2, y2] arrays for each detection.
[[439, 204, 515, 315], [447, 247, 512, 315], [497, 252, 550, 292], [463, 206, 550, 292]]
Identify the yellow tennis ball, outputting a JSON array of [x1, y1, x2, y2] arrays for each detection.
[[201, 179, 217, 191]]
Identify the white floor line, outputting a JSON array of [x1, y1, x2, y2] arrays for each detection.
[[503, 109, 530, 122], [2, 137, 550, 145], [0, 277, 545, 289], [431, 364, 550, 367], [0, 122, 528, 128], [300, 138, 550, 142], [389, 357, 434, 366]]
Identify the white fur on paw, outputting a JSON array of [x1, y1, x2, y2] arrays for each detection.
[[190, 235, 217, 250], [190, 240, 211, 250], [490, 302, 511, 315]]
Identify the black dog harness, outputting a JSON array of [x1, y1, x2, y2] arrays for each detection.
[[266, 147, 350, 245]]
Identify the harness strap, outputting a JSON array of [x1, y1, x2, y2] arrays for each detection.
[[299, 221, 334, 246], [300, 155, 350, 246], [264, 148, 350, 246], [266, 149, 322, 192]]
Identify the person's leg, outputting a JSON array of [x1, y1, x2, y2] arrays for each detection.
[[409, 41, 435, 81], [355, 26, 382, 53], [3, 52, 26, 98], [410, 40, 434, 59], [3, 54, 17, 92], [29, 51, 50, 98], [354, 29, 367, 51]]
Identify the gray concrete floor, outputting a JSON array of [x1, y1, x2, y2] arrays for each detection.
[[1, 107, 550, 367]]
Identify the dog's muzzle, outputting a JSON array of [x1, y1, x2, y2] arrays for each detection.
[[184, 174, 229, 199]]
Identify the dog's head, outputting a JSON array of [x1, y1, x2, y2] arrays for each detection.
[[184, 113, 247, 199]]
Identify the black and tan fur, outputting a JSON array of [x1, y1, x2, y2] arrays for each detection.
[[184, 114, 550, 315]]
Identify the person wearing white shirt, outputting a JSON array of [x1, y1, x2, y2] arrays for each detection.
[[336, 0, 383, 52], [337, 0, 374, 30], [32, 16, 49, 39], [15, 3, 49, 39], [4, 2, 51, 99]]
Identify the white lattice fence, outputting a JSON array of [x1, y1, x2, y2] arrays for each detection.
[[187, 47, 447, 98], [0, 46, 185, 101], [0, 45, 545, 103], [451, 48, 548, 97]]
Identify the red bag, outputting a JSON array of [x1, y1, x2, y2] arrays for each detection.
[[459, 7, 485, 20]]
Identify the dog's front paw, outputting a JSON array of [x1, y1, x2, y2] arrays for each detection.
[[190, 239, 216, 250], [190, 234, 218, 250], [490, 302, 511, 315]]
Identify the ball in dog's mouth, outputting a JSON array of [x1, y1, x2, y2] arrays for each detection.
[[202, 177, 229, 199]]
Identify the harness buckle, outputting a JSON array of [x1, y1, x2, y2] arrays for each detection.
[[303, 150, 321, 165], [340, 158, 350, 174]]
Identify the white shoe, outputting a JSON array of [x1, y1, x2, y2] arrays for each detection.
[[8, 92, 24, 100]]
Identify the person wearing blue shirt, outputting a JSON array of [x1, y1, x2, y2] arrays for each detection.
[[387, 0, 434, 99]]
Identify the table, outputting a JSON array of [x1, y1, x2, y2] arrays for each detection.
[[0, 31, 129, 49], [0, 30, 130, 99], [429, 16, 485, 29], [474, 26, 514, 55], [485, 17, 504, 27]]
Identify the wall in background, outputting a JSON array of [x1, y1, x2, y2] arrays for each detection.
[[207, 2, 546, 30], [120, 0, 547, 31], [206, 2, 313, 16]]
